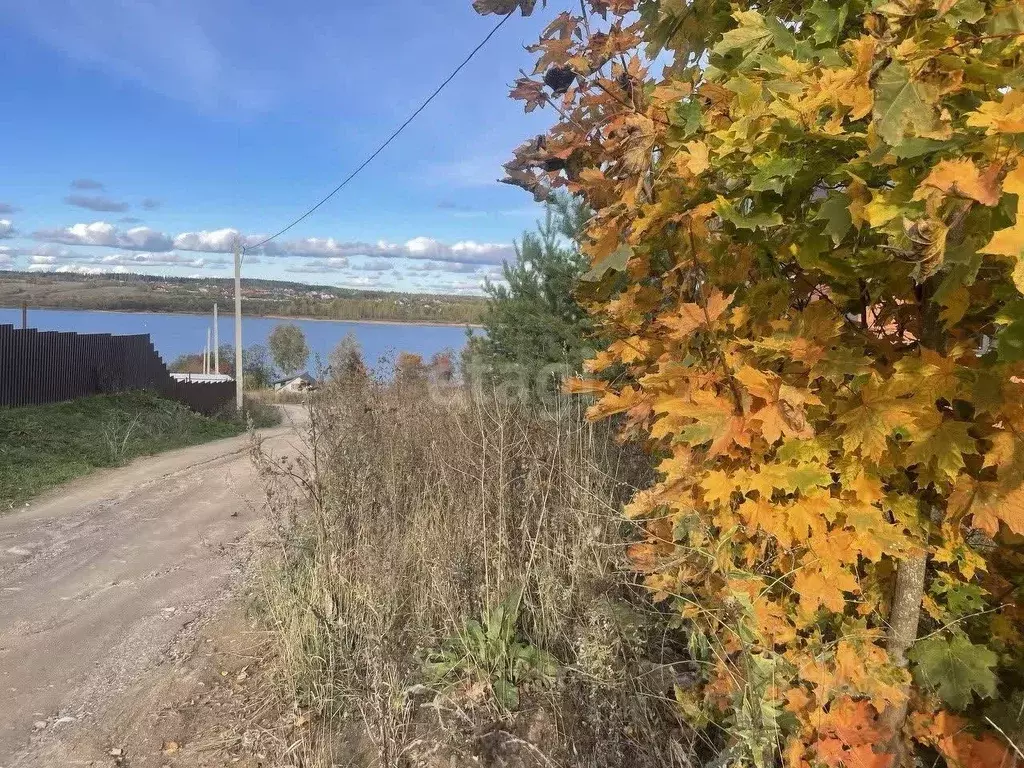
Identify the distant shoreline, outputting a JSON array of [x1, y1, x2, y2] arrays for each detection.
[[0, 304, 481, 330]]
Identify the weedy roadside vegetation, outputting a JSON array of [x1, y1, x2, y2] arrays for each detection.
[[0, 391, 279, 510], [252, 370, 694, 767]]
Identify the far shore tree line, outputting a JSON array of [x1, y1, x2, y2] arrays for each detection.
[[0, 271, 487, 325]]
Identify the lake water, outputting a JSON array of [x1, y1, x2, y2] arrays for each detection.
[[0, 307, 470, 374]]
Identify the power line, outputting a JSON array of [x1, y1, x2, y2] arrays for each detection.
[[243, 8, 516, 261]]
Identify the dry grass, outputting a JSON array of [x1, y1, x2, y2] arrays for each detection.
[[245, 387, 310, 405], [251, 377, 691, 767]]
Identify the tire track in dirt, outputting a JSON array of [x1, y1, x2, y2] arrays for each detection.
[[0, 405, 307, 767]]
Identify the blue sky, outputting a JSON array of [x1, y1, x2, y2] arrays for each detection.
[[0, 0, 559, 294]]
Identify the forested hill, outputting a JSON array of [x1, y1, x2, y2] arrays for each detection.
[[0, 271, 485, 325]]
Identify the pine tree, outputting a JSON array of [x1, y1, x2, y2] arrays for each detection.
[[469, 192, 595, 394]]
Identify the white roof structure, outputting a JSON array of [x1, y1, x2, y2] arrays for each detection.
[[169, 373, 234, 383]]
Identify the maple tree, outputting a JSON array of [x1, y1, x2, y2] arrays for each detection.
[[473, 0, 1024, 765]]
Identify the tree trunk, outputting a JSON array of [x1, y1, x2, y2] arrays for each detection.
[[880, 553, 928, 763]]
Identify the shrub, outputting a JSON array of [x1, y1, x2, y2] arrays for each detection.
[[474, 0, 1024, 764]]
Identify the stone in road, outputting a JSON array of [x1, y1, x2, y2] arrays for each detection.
[[0, 406, 304, 766]]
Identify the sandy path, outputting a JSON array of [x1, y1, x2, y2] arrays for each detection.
[[0, 405, 306, 766]]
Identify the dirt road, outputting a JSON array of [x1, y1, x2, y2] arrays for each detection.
[[0, 406, 306, 767]]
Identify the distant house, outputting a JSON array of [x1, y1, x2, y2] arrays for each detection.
[[272, 372, 318, 393]]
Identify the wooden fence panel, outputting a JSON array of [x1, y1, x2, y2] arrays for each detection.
[[0, 324, 234, 415]]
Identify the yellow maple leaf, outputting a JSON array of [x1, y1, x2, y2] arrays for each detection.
[[905, 419, 978, 481], [972, 483, 1024, 535], [839, 36, 876, 120], [981, 222, 1024, 291], [659, 303, 707, 336], [650, 80, 692, 110], [914, 158, 1001, 207], [966, 90, 1024, 135], [982, 429, 1016, 471], [843, 502, 910, 560], [701, 469, 736, 507], [788, 493, 834, 541], [838, 377, 924, 463], [848, 180, 870, 228], [682, 140, 710, 175], [587, 386, 645, 419], [739, 497, 801, 548], [939, 284, 970, 327], [735, 365, 777, 400], [656, 445, 696, 483], [794, 560, 857, 618], [562, 377, 608, 395], [865, 190, 901, 226], [981, 160, 1024, 290], [609, 335, 651, 364]]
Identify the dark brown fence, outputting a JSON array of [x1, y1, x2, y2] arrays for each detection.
[[0, 324, 234, 415]]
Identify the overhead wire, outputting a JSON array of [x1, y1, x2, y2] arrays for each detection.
[[241, 8, 517, 264]]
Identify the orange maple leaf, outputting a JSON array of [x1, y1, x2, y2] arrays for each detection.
[[970, 483, 1024, 536], [813, 699, 893, 768], [911, 710, 1012, 768], [915, 159, 1001, 207]]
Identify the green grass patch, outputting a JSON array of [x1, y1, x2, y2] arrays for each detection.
[[0, 391, 279, 511]]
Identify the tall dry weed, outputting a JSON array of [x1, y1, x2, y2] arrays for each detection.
[[253, 378, 691, 767]]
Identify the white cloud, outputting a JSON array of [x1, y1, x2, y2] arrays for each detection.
[[22, 242, 226, 272], [338, 275, 387, 288], [173, 228, 243, 253], [284, 257, 350, 274], [407, 260, 484, 275], [98, 252, 226, 269], [398, 237, 513, 266], [28, 262, 130, 275], [31, 243, 79, 259], [35, 221, 516, 266], [35, 221, 173, 251], [352, 260, 394, 272], [0, 220, 15, 239]]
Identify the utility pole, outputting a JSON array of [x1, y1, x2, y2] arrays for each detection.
[[234, 239, 244, 412], [20, 301, 27, 330], [213, 303, 220, 375], [206, 327, 212, 375]]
